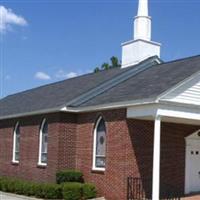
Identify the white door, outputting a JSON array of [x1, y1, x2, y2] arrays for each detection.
[[185, 132, 200, 194], [188, 145, 200, 192]]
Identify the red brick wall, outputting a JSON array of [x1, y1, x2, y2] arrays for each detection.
[[76, 109, 156, 200], [0, 109, 200, 200], [76, 109, 200, 200], [0, 113, 61, 182], [0, 112, 77, 183], [57, 113, 77, 170]]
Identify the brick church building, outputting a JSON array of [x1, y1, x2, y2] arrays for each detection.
[[0, 0, 200, 200]]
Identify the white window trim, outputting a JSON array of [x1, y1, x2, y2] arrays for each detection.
[[12, 122, 20, 163], [38, 118, 47, 166], [92, 116, 106, 171]]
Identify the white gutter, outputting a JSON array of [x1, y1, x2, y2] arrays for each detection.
[[0, 106, 65, 120], [0, 98, 156, 120], [65, 98, 157, 113], [158, 100, 200, 109], [1, 97, 199, 121]]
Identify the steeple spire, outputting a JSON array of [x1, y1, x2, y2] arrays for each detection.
[[137, 0, 148, 16], [134, 0, 151, 41]]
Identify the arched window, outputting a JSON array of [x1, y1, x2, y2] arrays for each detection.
[[12, 122, 20, 163], [38, 119, 48, 165], [93, 117, 106, 170]]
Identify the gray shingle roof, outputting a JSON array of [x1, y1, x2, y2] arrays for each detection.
[[78, 55, 200, 107], [0, 55, 200, 119], [0, 65, 130, 117]]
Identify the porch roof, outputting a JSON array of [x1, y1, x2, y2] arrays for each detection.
[[127, 101, 200, 125]]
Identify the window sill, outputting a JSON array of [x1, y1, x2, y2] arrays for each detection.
[[11, 161, 19, 165], [91, 167, 105, 174], [37, 163, 47, 169]]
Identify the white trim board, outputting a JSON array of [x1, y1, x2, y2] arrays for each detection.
[[127, 103, 200, 124]]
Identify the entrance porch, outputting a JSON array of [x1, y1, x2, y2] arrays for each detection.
[[127, 102, 200, 200]]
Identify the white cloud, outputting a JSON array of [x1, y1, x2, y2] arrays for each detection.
[[66, 72, 78, 78], [35, 70, 78, 81], [55, 70, 78, 79], [0, 5, 28, 33], [35, 72, 51, 80]]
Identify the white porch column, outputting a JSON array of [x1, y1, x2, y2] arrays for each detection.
[[152, 115, 161, 200]]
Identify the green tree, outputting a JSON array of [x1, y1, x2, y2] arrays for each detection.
[[93, 56, 121, 73], [94, 67, 100, 73], [101, 63, 110, 70], [110, 56, 120, 68]]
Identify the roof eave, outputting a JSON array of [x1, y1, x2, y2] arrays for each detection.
[[65, 98, 157, 113], [0, 106, 65, 121], [0, 98, 157, 120], [1, 97, 199, 121]]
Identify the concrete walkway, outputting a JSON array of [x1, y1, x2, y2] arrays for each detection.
[[182, 194, 200, 200], [0, 192, 106, 200], [1, 192, 199, 200], [0, 192, 43, 200]]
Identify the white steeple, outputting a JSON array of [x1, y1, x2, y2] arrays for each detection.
[[138, 0, 148, 16], [134, 0, 151, 41], [121, 0, 161, 68]]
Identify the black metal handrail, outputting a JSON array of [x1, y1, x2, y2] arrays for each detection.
[[127, 177, 181, 200]]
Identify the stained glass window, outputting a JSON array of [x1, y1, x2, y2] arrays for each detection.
[[13, 122, 20, 162], [93, 117, 106, 169], [39, 119, 48, 165]]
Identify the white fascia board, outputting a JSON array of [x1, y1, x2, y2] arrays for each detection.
[[127, 104, 158, 118], [1, 98, 199, 122], [0, 98, 156, 120], [127, 102, 200, 121], [65, 98, 156, 113], [0, 106, 65, 120], [158, 100, 200, 110], [157, 106, 200, 121]]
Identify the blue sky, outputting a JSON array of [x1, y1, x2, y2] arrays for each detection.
[[0, 0, 200, 98]]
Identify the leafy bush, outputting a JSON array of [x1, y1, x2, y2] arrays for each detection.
[[0, 177, 62, 199], [0, 175, 97, 200], [13, 179, 24, 194], [62, 182, 97, 200], [62, 182, 82, 200], [42, 183, 63, 199], [82, 183, 97, 199], [56, 170, 83, 184], [22, 182, 36, 196], [29, 183, 62, 199], [0, 177, 17, 193]]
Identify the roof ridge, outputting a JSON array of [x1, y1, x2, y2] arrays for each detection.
[[67, 56, 160, 107], [159, 54, 200, 66]]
